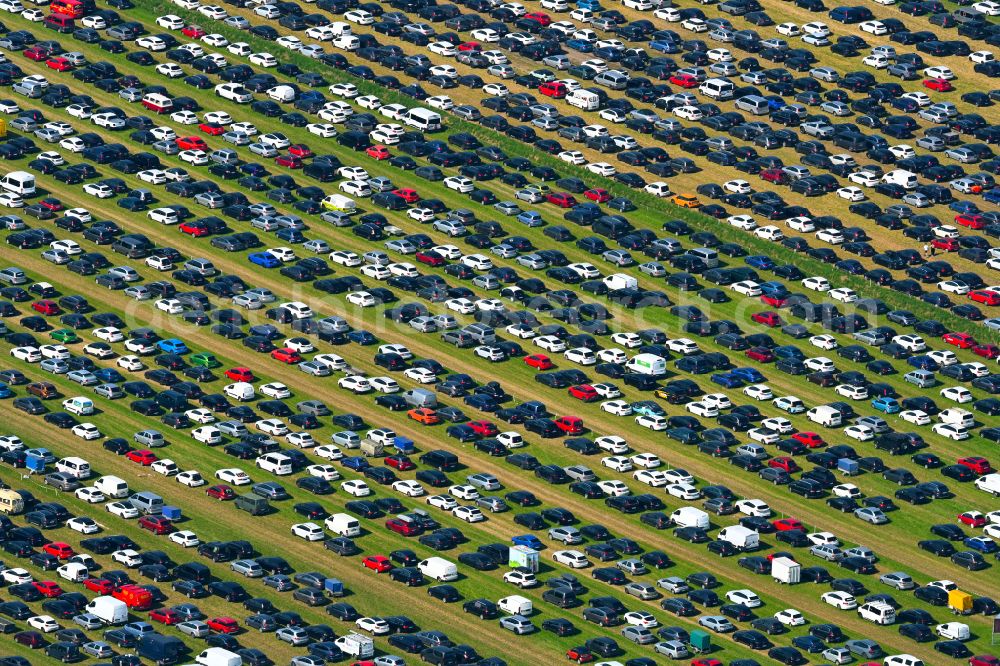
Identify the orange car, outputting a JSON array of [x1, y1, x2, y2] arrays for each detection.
[[671, 194, 701, 208], [408, 408, 440, 425]]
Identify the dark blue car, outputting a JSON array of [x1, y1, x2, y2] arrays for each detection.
[[249, 252, 281, 268], [730, 367, 765, 383], [745, 255, 776, 270], [711, 373, 744, 388]]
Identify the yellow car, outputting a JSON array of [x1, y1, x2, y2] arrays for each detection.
[[671, 194, 701, 208]]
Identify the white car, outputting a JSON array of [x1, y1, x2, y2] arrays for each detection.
[[151, 460, 179, 476], [743, 385, 773, 400], [686, 402, 718, 417], [601, 400, 633, 416], [553, 550, 590, 568], [426, 495, 458, 510], [900, 410, 931, 425], [836, 384, 868, 400], [392, 480, 424, 497], [453, 506, 484, 522], [342, 480, 371, 496], [403, 368, 436, 384], [449, 485, 480, 501], [832, 484, 861, 498], [941, 387, 973, 403], [821, 592, 857, 610], [177, 471, 205, 486], [307, 465, 341, 481], [837, 186, 865, 201], [802, 276, 831, 292], [27, 616, 60, 633], [292, 522, 326, 541], [731, 280, 761, 295], [67, 517, 100, 533], [71, 424, 101, 440], [106, 502, 139, 519], [932, 423, 969, 440], [633, 470, 668, 487], [843, 425, 874, 441], [809, 335, 838, 350], [170, 530, 201, 547], [602, 456, 633, 472], [774, 609, 806, 626], [112, 549, 142, 567], [356, 617, 391, 635], [2, 568, 32, 585], [215, 468, 251, 485], [667, 483, 700, 500], [339, 376, 371, 393], [75, 487, 105, 503], [726, 590, 762, 608], [735, 499, 771, 517]]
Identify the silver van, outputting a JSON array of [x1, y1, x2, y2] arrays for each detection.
[[687, 247, 719, 268], [13, 81, 44, 98], [594, 70, 629, 90], [734, 95, 770, 115], [130, 491, 164, 514], [903, 370, 935, 388]]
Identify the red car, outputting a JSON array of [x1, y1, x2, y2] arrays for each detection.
[[457, 41, 481, 51], [568, 385, 599, 402], [386, 517, 422, 536], [768, 457, 800, 473], [84, 578, 115, 594], [126, 449, 158, 466], [392, 188, 420, 203], [225, 367, 255, 382], [468, 420, 499, 436], [206, 484, 236, 500], [33, 581, 64, 598], [416, 251, 445, 267], [584, 188, 610, 203], [760, 168, 790, 184], [46, 57, 73, 71], [150, 608, 183, 625], [772, 518, 803, 531], [271, 348, 303, 363], [207, 617, 240, 634], [973, 344, 1000, 359], [670, 73, 698, 88], [38, 197, 63, 211], [566, 647, 594, 663], [956, 214, 986, 229], [179, 221, 210, 237], [958, 457, 992, 474], [181, 24, 206, 38], [751, 311, 781, 327], [42, 542, 74, 559], [366, 144, 390, 160], [384, 455, 415, 471], [275, 155, 303, 168], [525, 354, 554, 369], [288, 144, 313, 158], [547, 192, 577, 208], [555, 416, 583, 434], [176, 136, 208, 151], [970, 290, 1000, 306], [791, 432, 824, 448], [932, 238, 959, 252], [745, 347, 775, 362], [361, 555, 393, 572], [139, 515, 175, 535], [970, 656, 1000, 666], [23, 46, 47, 61], [942, 332, 976, 349], [923, 77, 953, 92], [692, 660, 723, 666], [32, 300, 60, 315], [523, 11, 551, 25], [959, 511, 987, 527], [199, 122, 226, 136], [761, 294, 787, 307]]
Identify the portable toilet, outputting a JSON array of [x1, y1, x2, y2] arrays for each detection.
[[508, 545, 539, 573], [689, 630, 711, 654], [162, 506, 182, 521], [948, 590, 973, 615]]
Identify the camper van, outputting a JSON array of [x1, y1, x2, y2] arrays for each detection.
[[141, 93, 173, 114], [1, 171, 36, 196], [0, 489, 24, 514]]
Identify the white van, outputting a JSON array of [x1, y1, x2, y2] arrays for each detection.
[[418, 557, 458, 581], [224, 382, 255, 401], [95, 475, 129, 498], [975, 473, 1000, 496], [256, 453, 292, 475], [196, 647, 242, 666], [405, 108, 442, 132], [858, 601, 895, 624], [268, 85, 295, 102], [718, 525, 760, 550], [325, 512, 361, 537], [56, 457, 91, 479], [58, 562, 89, 582], [566, 89, 600, 110], [882, 169, 918, 190], [938, 408, 974, 428], [0, 171, 36, 196], [699, 78, 734, 100], [807, 405, 842, 427], [62, 396, 94, 415], [670, 506, 709, 529], [498, 595, 533, 615], [603, 273, 638, 290]]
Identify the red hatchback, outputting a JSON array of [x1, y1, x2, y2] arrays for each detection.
[[670, 73, 698, 88], [176, 136, 208, 151], [271, 348, 303, 363], [555, 416, 583, 434], [199, 122, 225, 136], [386, 518, 422, 536], [181, 24, 206, 37], [416, 251, 445, 267], [923, 77, 953, 91], [523, 11, 551, 25], [206, 485, 236, 500], [275, 155, 303, 169], [126, 449, 158, 465], [139, 515, 174, 534], [970, 290, 1000, 306], [791, 432, 824, 448], [568, 385, 599, 402], [362, 555, 393, 572], [47, 57, 73, 71], [32, 300, 60, 315], [33, 581, 64, 597], [584, 188, 610, 203], [751, 311, 781, 327], [932, 238, 959, 252], [179, 221, 210, 237], [958, 457, 992, 474], [973, 344, 1000, 359], [769, 457, 800, 473], [468, 420, 499, 436], [224, 367, 255, 382], [525, 354, 554, 369], [942, 332, 976, 348], [207, 617, 240, 634], [150, 608, 183, 625], [772, 518, 803, 531], [547, 192, 577, 208], [745, 347, 775, 363], [956, 214, 986, 229], [392, 188, 420, 203], [366, 145, 390, 160], [42, 542, 74, 559], [288, 144, 313, 158], [84, 578, 115, 594], [385, 455, 415, 471]]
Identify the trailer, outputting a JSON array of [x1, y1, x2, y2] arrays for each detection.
[[771, 557, 801, 584]]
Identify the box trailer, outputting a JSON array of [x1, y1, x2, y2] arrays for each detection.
[[771, 557, 801, 584]]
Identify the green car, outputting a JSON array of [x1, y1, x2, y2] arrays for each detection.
[[190, 352, 221, 368], [50, 329, 80, 343]]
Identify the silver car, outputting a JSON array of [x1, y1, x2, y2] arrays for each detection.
[[75, 614, 104, 630], [499, 615, 535, 634], [476, 496, 508, 512], [249, 142, 279, 157], [548, 526, 582, 544], [231, 559, 264, 577], [81, 641, 114, 658], [698, 616, 735, 633], [277, 626, 311, 645], [467, 473, 501, 490], [233, 293, 263, 309], [622, 626, 657, 644], [177, 621, 210, 638], [854, 507, 888, 524]]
